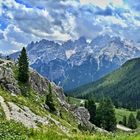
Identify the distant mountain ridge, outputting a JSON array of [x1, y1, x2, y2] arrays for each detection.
[[69, 58, 140, 109], [10, 35, 140, 90]]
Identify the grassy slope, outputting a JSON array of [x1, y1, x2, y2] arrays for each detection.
[[67, 96, 85, 107], [1, 88, 140, 140], [0, 87, 78, 139]]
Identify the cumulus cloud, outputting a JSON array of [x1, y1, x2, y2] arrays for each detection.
[[80, 0, 124, 9], [1, 0, 140, 53]]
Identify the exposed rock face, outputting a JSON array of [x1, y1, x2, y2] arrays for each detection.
[[73, 107, 94, 130], [74, 107, 90, 123], [8, 102, 49, 128], [0, 59, 49, 95], [73, 107, 108, 133], [29, 69, 49, 94], [52, 84, 70, 109], [29, 69, 71, 112], [0, 59, 20, 94]]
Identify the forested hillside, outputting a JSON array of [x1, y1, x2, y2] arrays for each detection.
[[69, 58, 140, 109]]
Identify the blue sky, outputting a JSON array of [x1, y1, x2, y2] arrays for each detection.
[[0, 0, 140, 54]]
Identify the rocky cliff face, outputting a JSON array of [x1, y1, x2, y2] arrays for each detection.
[[0, 59, 20, 94], [0, 59, 95, 132]]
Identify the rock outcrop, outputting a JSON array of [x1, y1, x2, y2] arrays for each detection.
[[29, 69, 49, 94], [8, 101, 49, 128], [0, 59, 20, 94], [73, 107, 94, 131], [73, 107, 108, 133]]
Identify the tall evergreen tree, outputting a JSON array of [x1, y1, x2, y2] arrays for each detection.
[[95, 98, 117, 131], [122, 115, 127, 126], [18, 47, 29, 83], [45, 83, 56, 112], [94, 99, 104, 128], [127, 113, 137, 129], [136, 110, 140, 121], [85, 99, 96, 124]]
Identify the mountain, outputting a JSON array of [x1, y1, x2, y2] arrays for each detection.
[[69, 58, 140, 109], [10, 35, 140, 90]]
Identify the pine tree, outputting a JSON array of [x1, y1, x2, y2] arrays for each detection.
[[136, 110, 140, 121], [95, 98, 117, 131], [85, 99, 96, 124], [45, 83, 56, 112], [104, 98, 117, 131], [127, 113, 137, 129], [122, 115, 127, 126], [18, 47, 29, 83], [94, 99, 104, 128]]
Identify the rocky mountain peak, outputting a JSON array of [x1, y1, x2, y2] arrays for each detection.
[[10, 35, 140, 90]]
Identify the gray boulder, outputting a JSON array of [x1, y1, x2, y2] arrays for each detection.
[[73, 107, 94, 131], [29, 69, 49, 94], [0, 60, 20, 94]]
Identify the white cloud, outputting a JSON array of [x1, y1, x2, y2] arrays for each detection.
[[98, 16, 128, 28], [1, 0, 140, 54], [80, 0, 124, 8], [111, 0, 124, 7], [80, 0, 110, 9]]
